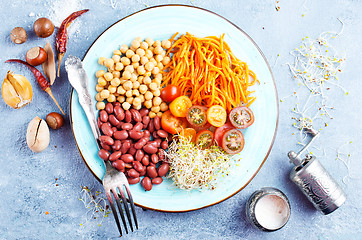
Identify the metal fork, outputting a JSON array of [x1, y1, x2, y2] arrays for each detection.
[[65, 56, 138, 236]]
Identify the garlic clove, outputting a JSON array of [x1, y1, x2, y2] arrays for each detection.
[[1, 71, 33, 109], [26, 116, 50, 153]]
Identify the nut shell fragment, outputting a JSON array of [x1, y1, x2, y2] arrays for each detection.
[[26, 116, 50, 153]]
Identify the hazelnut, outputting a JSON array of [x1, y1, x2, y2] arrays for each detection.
[[26, 47, 48, 66], [10, 27, 27, 44], [46, 112, 65, 130], [33, 18, 54, 38]]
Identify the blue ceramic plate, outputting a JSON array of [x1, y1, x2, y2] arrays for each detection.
[[70, 5, 278, 212]]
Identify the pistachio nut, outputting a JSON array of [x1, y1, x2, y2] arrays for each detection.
[[26, 116, 50, 153]]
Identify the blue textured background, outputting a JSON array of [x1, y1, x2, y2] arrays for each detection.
[[0, 0, 361, 239]]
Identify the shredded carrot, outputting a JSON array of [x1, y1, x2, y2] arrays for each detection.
[[162, 33, 258, 112]]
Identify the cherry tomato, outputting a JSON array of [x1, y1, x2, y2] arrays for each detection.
[[229, 106, 255, 129], [160, 84, 181, 103], [221, 129, 245, 154], [195, 130, 214, 150], [186, 105, 207, 128], [206, 105, 227, 127], [180, 128, 197, 142], [169, 96, 192, 118], [214, 122, 235, 146], [161, 110, 187, 134]]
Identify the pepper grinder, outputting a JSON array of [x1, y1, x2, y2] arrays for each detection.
[[288, 127, 346, 215]]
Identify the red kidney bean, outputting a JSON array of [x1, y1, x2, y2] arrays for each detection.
[[116, 113, 125, 122], [114, 105, 124, 117], [130, 109, 142, 122], [109, 115, 121, 127], [113, 102, 121, 107], [143, 130, 150, 138], [128, 169, 140, 178], [154, 116, 161, 130], [157, 130, 168, 138], [158, 149, 166, 160], [121, 123, 133, 130], [128, 146, 137, 156], [133, 161, 144, 173], [101, 123, 113, 137], [142, 115, 150, 128], [152, 131, 159, 139], [97, 118, 102, 128], [134, 137, 149, 149], [135, 149, 145, 162], [139, 168, 146, 177], [141, 177, 152, 191], [125, 110, 132, 123], [149, 162, 155, 167], [133, 122, 143, 132], [100, 141, 111, 151], [147, 119, 155, 133], [114, 130, 128, 140], [111, 127, 117, 133], [152, 177, 163, 185], [158, 163, 170, 177], [128, 177, 140, 185], [129, 130, 144, 140], [98, 149, 110, 161], [112, 140, 122, 151], [146, 166, 158, 178], [109, 151, 122, 161], [161, 140, 168, 150], [121, 141, 131, 154], [121, 154, 134, 163], [148, 140, 161, 148], [99, 110, 108, 122], [143, 144, 158, 154], [151, 154, 159, 164], [105, 102, 114, 114], [112, 160, 125, 171], [99, 135, 114, 146], [141, 155, 150, 166], [140, 108, 149, 117]]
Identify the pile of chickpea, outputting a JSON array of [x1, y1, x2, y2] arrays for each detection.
[[95, 37, 172, 118]]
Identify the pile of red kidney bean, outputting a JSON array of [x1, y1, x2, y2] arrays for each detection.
[[97, 102, 170, 191]]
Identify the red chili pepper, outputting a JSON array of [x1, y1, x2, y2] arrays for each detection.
[[6, 59, 65, 115], [56, 9, 89, 77]]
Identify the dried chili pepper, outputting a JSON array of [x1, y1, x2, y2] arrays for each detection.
[[56, 9, 89, 77], [6, 59, 65, 115]]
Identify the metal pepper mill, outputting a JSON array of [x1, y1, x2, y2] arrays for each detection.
[[288, 127, 346, 215]]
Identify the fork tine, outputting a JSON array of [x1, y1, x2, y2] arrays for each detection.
[[106, 192, 122, 237], [111, 188, 129, 234], [125, 185, 138, 229], [118, 186, 134, 232]]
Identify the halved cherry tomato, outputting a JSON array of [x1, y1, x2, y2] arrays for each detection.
[[180, 128, 197, 142], [161, 110, 187, 134], [160, 84, 181, 103], [169, 96, 192, 117], [214, 122, 235, 146], [221, 129, 245, 154], [207, 105, 227, 127], [195, 130, 214, 150], [186, 105, 207, 128], [229, 106, 254, 129]]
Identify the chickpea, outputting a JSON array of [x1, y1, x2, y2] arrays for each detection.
[[161, 40, 172, 49], [138, 94, 145, 102], [122, 102, 131, 110], [155, 54, 163, 62], [117, 95, 125, 103], [126, 49, 135, 58], [140, 56, 149, 65], [160, 50, 166, 57], [157, 62, 164, 70], [131, 54, 140, 63], [144, 91, 153, 100], [153, 40, 161, 47], [139, 84, 148, 94], [152, 67, 160, 75], [132, 89, 140, 96], [120, 79, 127, 85], [145, 37, 154, 47], [149, 82, 158, 91], [95, 93, 103, 101], [98, 57, 106, 65], [115, 62, 124, 71], [96, 84, 104, 92], [108, 85, 117, 94], [112, 71, 121, 78], [160, 102, 168, 112], [137, 76, 144, 84], [96, 70, 105, 78], [145, 62, 155, 72], [121, 57, 131, 66], [143, 76, 151, 85], [98, 77, 107, 86], [149, 46, 154, 52], [133, 96, 142, 106], [155, 73, 163, 80], [153, 96, 162, 106], [131, 39, 140, 49], [113, 50, 122, 55], [120, 44, 128, 53], [137, 65, 146, 75], [144, 71, 152, 77], [150, 58, 157, 66], [130, 46, 137, 52], [134, 36, 142, 42], [133, 104, 142, 110], [124, 65, 133, 73], [152, 89, 161, 97], [122, 70, 132, 79], [107, 94, 116, 102], [151, 106, 160, 113], [130, 73, 138, 82], [100, 89, 110, 99], [126, 97, 134, 104], [157, 112, 163, 117], [103, 72, 113, 81], [112, 55, 121, 63], [125, 90, 133, 98], [117, 86, 126, 95], [145, 49, 153, 59], [132, 62, 140, 69], [110, 78, 120, 87], [123, 80, 133, 91], [104, 58, 114, 69], [97, 101, 106, 110], [162, 56, 171, 65], [133, 81, 140, 89], [149, 111, 156, 118], [153, 77, 162, 86], [140, 42, 149, 50], [144, 100, 152, 109], [136, 48, 145, 57], [154, 46, 163, 55]]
